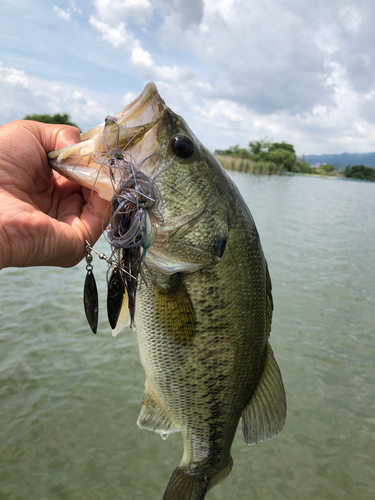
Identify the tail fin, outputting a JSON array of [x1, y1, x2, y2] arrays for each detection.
[[162, 467, 209, 500]]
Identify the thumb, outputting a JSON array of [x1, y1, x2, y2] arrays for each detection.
[[22, 120, 81, 152]]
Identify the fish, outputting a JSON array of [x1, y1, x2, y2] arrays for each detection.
[[48, 82, 287, 500]]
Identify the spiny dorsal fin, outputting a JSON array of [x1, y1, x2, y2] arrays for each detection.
[[242, 342, 286, 445], [154, 274, 196, 345], [137, 383, 180, 435]]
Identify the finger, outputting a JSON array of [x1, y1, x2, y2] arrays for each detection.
[[39, 123, 81, 152], [20, 120, 81, 153], [71, 189, 111, 245], [52, 189, 110, 263], [55, 126, 81, 150]]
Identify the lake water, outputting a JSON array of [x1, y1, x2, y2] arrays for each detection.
[[0, 173, 374, 500]]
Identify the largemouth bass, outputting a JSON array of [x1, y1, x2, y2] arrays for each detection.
[[48, 83, 287, 499]]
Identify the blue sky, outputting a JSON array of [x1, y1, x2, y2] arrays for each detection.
[[1, 0, 375, 155]]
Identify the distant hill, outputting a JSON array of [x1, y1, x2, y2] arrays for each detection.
[[304, 152, 375, 167]]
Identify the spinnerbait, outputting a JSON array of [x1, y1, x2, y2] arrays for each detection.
[[83, 116, 163, 334]]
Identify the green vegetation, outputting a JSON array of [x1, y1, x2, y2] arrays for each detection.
[[221, 139, 298, 173], [320, 163, 335, 173], [222, 144, 252, 159], [218, 139, 320, 175], [217, 139, 361, 178], [216, 155, 284, 175], [344, 165, 375, 181], [291, 162, 319, 174], [291, 162, 336, 176], [23, 113, 80, 130]]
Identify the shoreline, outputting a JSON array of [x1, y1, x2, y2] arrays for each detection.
[[216, 156, 374, 183]]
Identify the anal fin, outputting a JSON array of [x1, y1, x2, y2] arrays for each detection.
[[242, 342, 286, 445], [137, 384, 180, 436]]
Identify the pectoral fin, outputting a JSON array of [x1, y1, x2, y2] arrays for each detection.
[[242, 342, 286, 445], [154, 274, 196, 345], [137, 384, 180, 435]]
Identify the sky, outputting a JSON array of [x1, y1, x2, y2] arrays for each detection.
[[1, 0, 375, 155]]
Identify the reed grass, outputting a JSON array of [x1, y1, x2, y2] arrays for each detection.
[[215, 155, 284, 175]]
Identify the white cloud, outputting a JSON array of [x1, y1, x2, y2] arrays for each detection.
[[92, 0, 153, 25], [131, 44, 154, 68], [89, 18, 135, 49], [0, 62, 29, 88], [340, 5, 363, 34], [53, 0, 375, 153], [3, 0, 375, 155], [157, 0, 204, 27], [72, 91, 86, 103], [69, 1, 82, 14], [0, 62, 121, 128], [53, 6, 71, 22], [53, 2, 84, 22]]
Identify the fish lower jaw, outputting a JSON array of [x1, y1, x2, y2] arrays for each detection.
[[145, 248, 206, 274], [51, 162, 115, 201]]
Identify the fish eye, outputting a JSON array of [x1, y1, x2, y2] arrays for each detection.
[[171, 135, 195, 159]]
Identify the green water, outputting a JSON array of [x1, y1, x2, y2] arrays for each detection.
[[1, 174, 374, 500]]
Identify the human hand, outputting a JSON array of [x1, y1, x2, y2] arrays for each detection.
[[0, 120, 109, 269]]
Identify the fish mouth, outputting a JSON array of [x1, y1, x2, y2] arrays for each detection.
[[48, 82, 165, 201], [113, 82, 164, 129]]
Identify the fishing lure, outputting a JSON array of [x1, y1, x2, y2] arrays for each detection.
[[83, 116, 163, 335]]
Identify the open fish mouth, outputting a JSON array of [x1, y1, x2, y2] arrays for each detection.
[[48, 82, 166, 201]]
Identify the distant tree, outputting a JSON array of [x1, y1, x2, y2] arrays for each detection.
[[291, 162, 319, 174], [222, 144, 252, 159], [267, 148, 296, 171], [222, 138, 299, 171], [23, 113, 80, 130], [320, 164, 335, 173], [268, 141, 296, 154], [248, 138, 272, 155], [345, 165, 375, 181], [223, 144, 241, 155]]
